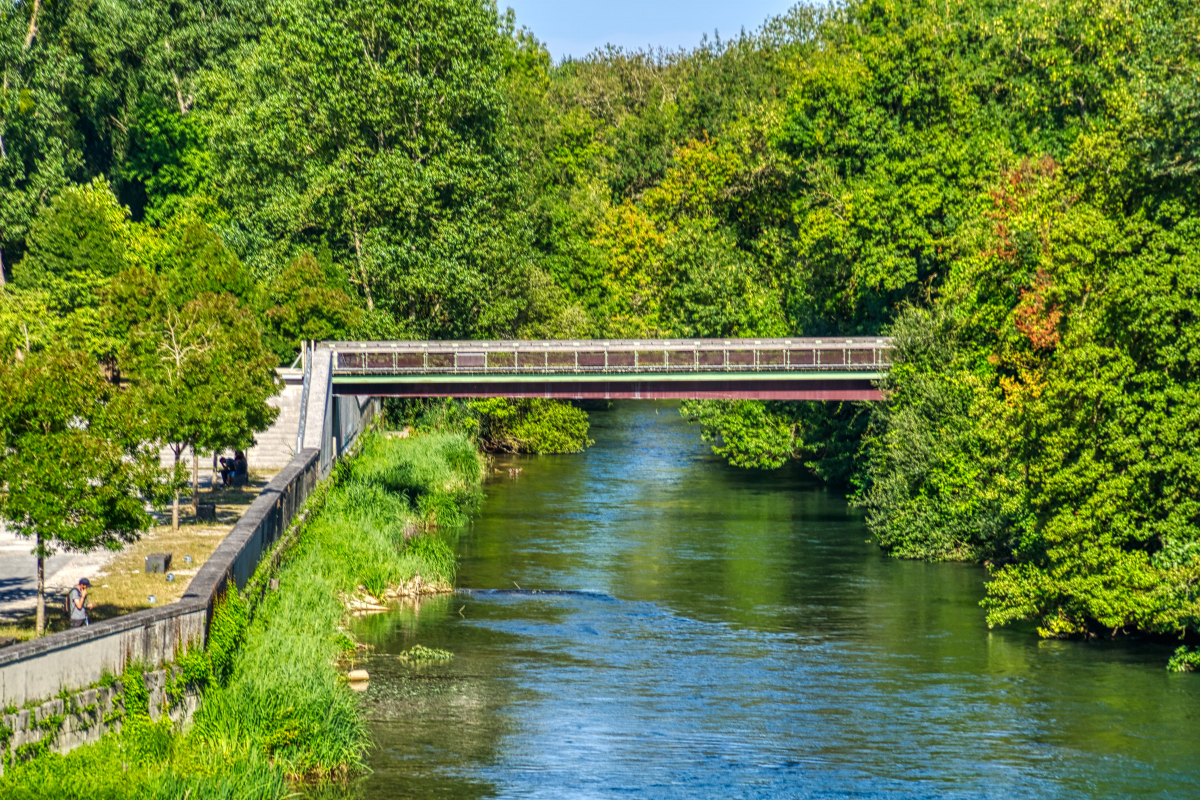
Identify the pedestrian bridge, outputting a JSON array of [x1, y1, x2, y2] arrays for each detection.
[[282, 337, 892, 475], [325, 337, 892, 402]]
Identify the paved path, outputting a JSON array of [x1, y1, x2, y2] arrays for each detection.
[[0, 522, 122, 622]]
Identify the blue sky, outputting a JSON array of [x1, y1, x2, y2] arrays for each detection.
[[502, 0, 801, 61]]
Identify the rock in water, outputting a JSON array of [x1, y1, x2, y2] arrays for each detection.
[[348, 669, 369, 682]]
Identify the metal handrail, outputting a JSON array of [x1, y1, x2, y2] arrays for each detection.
[[327, 337, 894, 376]]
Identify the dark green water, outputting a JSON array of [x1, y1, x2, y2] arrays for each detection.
[[349, 402, 1200, 799]]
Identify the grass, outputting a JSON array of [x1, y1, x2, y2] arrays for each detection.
[[0, 429, 484, 798]]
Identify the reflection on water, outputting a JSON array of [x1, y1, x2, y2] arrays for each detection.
[[343, 402, 1200, 799]]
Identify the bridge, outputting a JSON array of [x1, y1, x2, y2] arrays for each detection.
[[325, 337, 892, 401], [275, 337, 894, 476]]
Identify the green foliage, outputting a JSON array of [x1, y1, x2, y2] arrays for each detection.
[[121, 663, 150, 720], [858, 144, 1200, 646], [392, 397, 594, 455], [681, 399, 866, 481], [397, 644, 454, 662], [681, 400, 800, 469], [204, 0, 533, 337], [13, 180, 132, 357], [1168, 647, 1200, 673], [121, 101, 212, 224], [0, 731, 287, 799], [260, 253, 362, 364], [855, 304, 1022, 560], [386, 398, 482, 440], [36, 714, 64, 735], [207, 589, 248, 687], [121, 716, 175, 766], [470, 398, 594, 454], [0, 348, 159, 633]]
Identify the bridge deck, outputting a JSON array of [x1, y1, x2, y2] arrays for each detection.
[[326, 337, 892, 401]]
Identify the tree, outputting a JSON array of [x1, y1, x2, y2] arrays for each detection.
[[0, 285, 54, 360], [0, 349, 157, 636], [260, 253, 362, 365], [205, 0, 533, 338], [111, 265, 280, 530], [13, 179, 132, 360]]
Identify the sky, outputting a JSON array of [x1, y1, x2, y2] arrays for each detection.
[[502, 0, 801, 61]]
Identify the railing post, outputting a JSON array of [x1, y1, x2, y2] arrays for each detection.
[[295, 342, 312, 456]]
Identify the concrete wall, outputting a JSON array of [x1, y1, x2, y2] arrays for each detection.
[[0, 601, 209, 710], [0, 393, 378, 714], [299, 346, 373, 480]]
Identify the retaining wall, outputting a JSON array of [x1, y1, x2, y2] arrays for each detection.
[[0, 395, 378, 713], [0, 666, 202, 776]]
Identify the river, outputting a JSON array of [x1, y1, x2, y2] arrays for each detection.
[[346, 402, 1200, 799]]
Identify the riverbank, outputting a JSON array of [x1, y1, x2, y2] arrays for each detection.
[[0, 428, 483, 798]]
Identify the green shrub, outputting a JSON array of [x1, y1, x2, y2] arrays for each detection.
[[1168, 646, 1200, 673], [121, 663, 149, 719], [122, 715, 174, 765], [470, 397, 593, 453]]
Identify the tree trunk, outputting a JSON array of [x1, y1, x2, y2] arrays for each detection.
[[212, 451, 219, 491], [191, 445, 200, 516], [35, 532, 45, 637], [23, 0, 40, 48], [172, 446, 182, 531], [0, 247, 6, 287]]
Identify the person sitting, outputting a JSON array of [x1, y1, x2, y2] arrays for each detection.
[[233, 451, 248, 483], [219, 455, 237, 487], [218, 451, 249, 487]]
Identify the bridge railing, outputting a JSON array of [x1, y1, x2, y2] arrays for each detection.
[[330, 338, 894, 375]]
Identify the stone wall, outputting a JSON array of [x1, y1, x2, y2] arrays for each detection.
[[0, 666, 202, 776]]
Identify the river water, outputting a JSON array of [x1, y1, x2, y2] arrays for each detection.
[[348, 402, 1200, 799]]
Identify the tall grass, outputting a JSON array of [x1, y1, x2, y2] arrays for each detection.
[[0, 430, 484, 798]]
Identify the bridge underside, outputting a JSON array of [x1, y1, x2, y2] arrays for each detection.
[[332, 374, 884, 401]]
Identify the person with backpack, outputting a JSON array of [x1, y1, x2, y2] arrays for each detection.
[[67, 578, 94, 628]]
